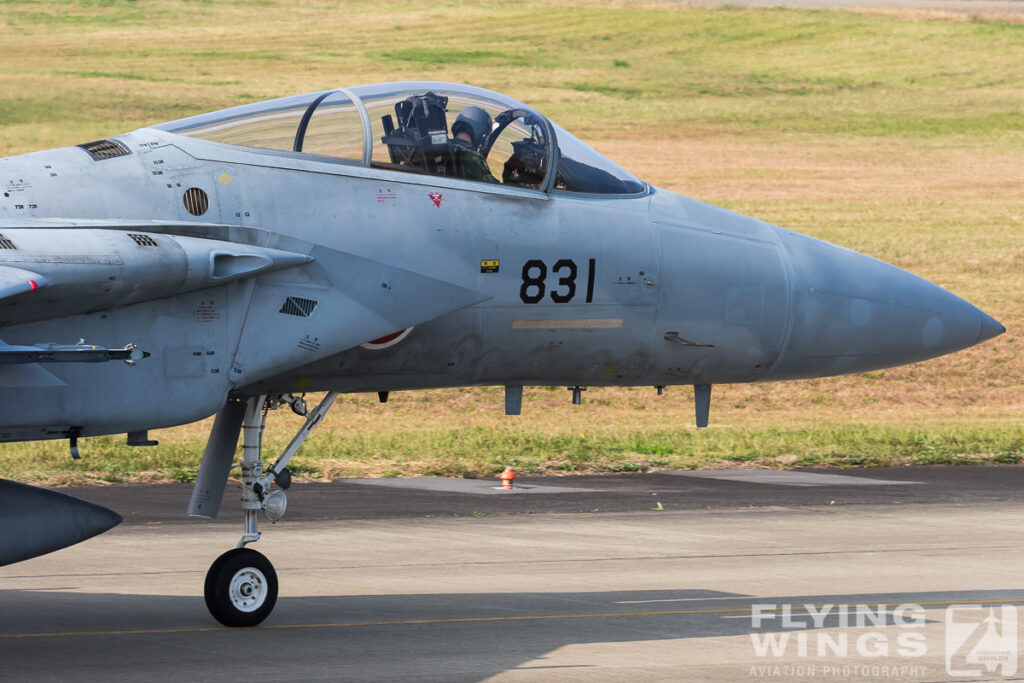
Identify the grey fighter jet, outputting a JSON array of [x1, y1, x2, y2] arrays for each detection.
[[0, 82, 1004, 626]]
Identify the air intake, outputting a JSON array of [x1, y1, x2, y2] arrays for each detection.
[[0, 234, 16, 250], [78, 139, 130, 161], [279, 296, 318, 318]]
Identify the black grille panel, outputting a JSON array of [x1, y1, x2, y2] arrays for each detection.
[[78, 139, 131, 160], [0, 234, 16, 250], [128, 233, 158, 247], [279, 296, 318, 318]]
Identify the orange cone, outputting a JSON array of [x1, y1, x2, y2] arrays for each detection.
[[500, 467, 516, 490]]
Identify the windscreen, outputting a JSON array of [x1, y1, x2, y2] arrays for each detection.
[[551, 122, 645, 195]]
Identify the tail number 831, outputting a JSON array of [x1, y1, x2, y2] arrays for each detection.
[[520, 258, 595, 304]]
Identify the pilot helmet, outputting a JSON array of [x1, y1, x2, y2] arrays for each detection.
[[452, 106, 492, 148]]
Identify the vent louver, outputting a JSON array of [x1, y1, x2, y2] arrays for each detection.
[[128, 233, 158, 247], [183, 187, 209, 216], [0, 234, 16, 250], [78, 139, 131, 160], [279, 297, 318, 318]]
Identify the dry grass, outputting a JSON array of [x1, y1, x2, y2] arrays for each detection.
[[0, 0, 1021, 483]]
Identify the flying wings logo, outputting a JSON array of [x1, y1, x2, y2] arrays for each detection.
[[946, 605, 1017, 676], [428, 192, 442, 208], [746, 602, 1021, 679]]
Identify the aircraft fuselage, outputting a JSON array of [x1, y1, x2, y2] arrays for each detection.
[[0, 126, 998, 441]]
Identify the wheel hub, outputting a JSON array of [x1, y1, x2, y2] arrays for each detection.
[[229, 567, 267, 612]]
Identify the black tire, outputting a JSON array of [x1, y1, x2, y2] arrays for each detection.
[[204, 548, 278, 627]]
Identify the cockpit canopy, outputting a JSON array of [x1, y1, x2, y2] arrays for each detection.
[[155, 82, 646, 196]]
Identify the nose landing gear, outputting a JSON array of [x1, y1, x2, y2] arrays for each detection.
[[203, 391, 338, 627]]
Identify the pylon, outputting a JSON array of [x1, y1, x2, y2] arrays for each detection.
[[500, 467, 516, 489]]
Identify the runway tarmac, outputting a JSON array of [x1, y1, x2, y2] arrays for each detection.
[[3, 466, 1024, 682]]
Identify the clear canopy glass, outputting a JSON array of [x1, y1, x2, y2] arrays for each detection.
[[295, 91, 364, 161], [156, 82, 646, 195], [158, 92, 327, 153]]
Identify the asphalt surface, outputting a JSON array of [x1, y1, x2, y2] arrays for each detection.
[[55, 464, 1024, 524], [4, 466, 1024, 682]]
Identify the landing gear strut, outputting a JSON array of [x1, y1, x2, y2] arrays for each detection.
[[203, 391, 338, 627]]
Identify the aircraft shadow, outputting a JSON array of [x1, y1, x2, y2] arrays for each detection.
[[1, 587, 1021, 682]]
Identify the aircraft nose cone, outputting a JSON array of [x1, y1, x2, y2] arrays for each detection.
[[979, 311, 1006, 344], [766, 228, 1004, 380]]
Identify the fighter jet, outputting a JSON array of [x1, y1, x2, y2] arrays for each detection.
[[0, 81, 1004, 626]]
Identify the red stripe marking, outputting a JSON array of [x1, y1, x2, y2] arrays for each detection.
[[367, 330, 404, 345]]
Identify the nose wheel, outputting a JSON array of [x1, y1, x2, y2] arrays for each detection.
[[205, 547, 278, 627], [201, 391, 339, 627]]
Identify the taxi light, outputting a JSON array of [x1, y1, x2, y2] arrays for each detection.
[[263, 490, 287, 522]]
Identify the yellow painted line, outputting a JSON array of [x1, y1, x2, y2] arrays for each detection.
[[511, 318, 623, 330], [617, 596, 749, 604], [3, 598, 1024, 640]]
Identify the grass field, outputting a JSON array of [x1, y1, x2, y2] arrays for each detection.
[[0, 0, 1022, 484]]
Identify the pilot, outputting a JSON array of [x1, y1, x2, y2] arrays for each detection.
[[451, 106, 499, 184]]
